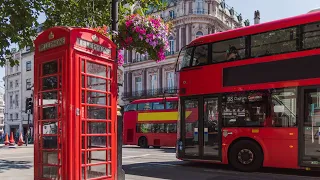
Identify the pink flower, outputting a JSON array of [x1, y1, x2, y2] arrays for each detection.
[[125, 20, 133, 27], [117, 50, 124, 66]]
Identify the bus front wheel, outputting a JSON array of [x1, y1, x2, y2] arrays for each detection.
[[138, 136, 149, 148], [229, 140, 263, 172]]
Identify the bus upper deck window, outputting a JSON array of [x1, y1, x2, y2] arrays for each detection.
[[125, 104, 137, 112], [192, 44, 209, 66]]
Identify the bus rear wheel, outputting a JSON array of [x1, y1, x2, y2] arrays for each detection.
[[229, 140, 263, 172], [138, 136, 149, 148]]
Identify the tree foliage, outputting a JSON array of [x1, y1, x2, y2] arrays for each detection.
[[0, 0, 166, 67]]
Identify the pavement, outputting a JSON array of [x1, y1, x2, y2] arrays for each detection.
[[0, 145, 319, 180]]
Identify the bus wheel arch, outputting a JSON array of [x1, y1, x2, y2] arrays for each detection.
[[227, 138, 264, 172], [138, 136, 149, 148]]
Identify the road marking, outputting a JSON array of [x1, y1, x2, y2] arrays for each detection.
[[0, 155, 34, 159], [123, 160, 179, 167], [122, 154, 151, 159]]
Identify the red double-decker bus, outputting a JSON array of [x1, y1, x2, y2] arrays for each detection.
[[123, 97, 179, 148], [176, 11, 320, 172]]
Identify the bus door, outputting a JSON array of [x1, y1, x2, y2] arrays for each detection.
[[299, 86, 320, 168], [181, 96, 221, 161]]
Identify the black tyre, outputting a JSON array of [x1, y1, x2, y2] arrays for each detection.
[[228, 140, 263, 172], [153, 146, 161, 149], [138, 136, 149, 148]]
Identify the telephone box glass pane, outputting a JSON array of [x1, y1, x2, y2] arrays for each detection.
[[42, 166, 59, 179], [43, 61, 58, 76], [82, 75, 85, 88], [88, 122, 107, 134], [42, 76, 58, 90], [42, 122, 58, 134], [43, 106, 57, 120], [107, 94, 111, 106], [107, 163, 111, 176], [87, 164, 106, 179], [42, 136, 58, 149], [107, 80, 111, 92], [87, 107, 106, 119], [87, 136, 106, 148], [107, 66, 111, 78], [87, 92, 106, 105], [86, 61, 107, 77], [42, 91, 58, 105], [43, 151, 59, 165], [82, 60, 85, 72], [86, 150, 107, 164], [87, 77, 106, 91]]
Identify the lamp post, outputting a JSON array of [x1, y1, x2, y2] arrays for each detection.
[[111, 1, 125, 179]]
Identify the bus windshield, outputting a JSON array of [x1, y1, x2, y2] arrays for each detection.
[[175, 46, 193, 71]]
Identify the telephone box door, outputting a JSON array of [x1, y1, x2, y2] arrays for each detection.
[[79, 54, 117, 179], [34, 53, 65, 179]]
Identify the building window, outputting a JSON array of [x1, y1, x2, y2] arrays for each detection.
[[169, 10, 175, 19], [10, 81, 13, 89], [195, 31, 203, 38], [134, 77, 142, 92], [169, 36, 175, 54], [10, 114, 13, 120], [150, 74, 158, 95], [10, 66, 13, 73], [15, 94, 19, 108], [0, 109, 3, 113], [15, 79, 19, 88], [166, 71, 175, 91], [0, 117, 3, 125], [15, 65, 19, 72], [10, 95, 13, 109], [26, 78, 32, 90], [26, 61, 32, 71], [15, 113, 19, 120], [135, 53, 141, 62], [195, 0, 204, 14]]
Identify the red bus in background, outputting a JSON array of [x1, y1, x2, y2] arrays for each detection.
[[123, 97, 179, 148], [176, 11, 320, 172]]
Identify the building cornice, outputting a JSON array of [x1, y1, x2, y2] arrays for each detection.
[[172, 14, 234, 31]]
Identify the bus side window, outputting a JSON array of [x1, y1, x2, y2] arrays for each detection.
[[166, 101, 178, 109], [192, 44, 209, 66], [125, 104, 137, 112], [212, 37, 246, 63], [137, 103, 151, 111], [152, 102, 164, 110]]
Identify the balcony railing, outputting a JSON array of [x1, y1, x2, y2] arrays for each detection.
[[191, 9, 208, 15], [132, 56, 149, 63], [122, 87, 178, 100]]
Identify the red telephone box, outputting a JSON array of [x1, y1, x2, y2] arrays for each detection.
[[34, 27, 118, 180]]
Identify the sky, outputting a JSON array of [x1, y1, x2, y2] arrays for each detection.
[[0, 0, 319, 93]]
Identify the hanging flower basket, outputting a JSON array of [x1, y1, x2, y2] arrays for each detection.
[[115, 14, 171, 62], [92, 25, 124, 66]]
